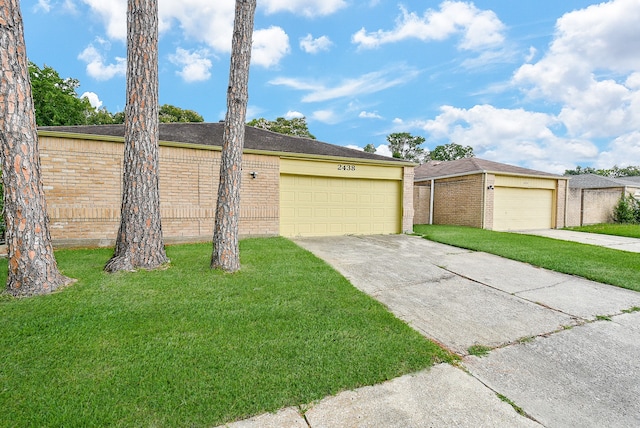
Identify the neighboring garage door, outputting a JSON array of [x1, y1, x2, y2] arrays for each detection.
[[280, 174, 401, 236], [493, 187, 554, 230]]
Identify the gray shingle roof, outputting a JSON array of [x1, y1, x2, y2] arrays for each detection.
[[38, 122, 409, 165], [567, 173, 640, 188], [414, 157, 561, 181]]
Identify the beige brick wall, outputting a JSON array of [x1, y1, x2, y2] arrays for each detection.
[[433, 174, 484, 228], [39, 136, 280, 247], [413, 181, 431, 225], [566, 187, 627, 226], [554, 179, 568, 228], [402, 167, 415, 232]]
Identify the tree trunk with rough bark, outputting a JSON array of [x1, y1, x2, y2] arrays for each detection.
[[105, 0, 168, 272], [0, 0, 74, 296], [211, 0, 257, 272]]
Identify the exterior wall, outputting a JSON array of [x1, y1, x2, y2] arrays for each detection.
[[555, 179, 568, 228], [432, 174, 484, 228], [483, 174, 495, 230], [566, 187, 626, 226], [413, 181, 431, 225], [39, 135, 280, 247], [402, 166, 415, 232]]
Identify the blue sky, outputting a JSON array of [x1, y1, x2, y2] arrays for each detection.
[[23, 0, 640, 174]]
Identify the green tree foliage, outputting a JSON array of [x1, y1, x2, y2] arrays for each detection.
[[29, 62, 93, 126], [430, 142, 474, 161], [386, 132, 427, 163], [565, 165, 640, 177], [159, 104, 204, 123], [363, 143, 376, 153], [613, 194, 639, 224], [247, 116, 316, 139]]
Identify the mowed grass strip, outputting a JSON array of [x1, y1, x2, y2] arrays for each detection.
[[414, 225, 640, 292], [565, 223, 640, 239], [0, 237, 452, 427]]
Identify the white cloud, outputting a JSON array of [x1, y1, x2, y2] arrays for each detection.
[[270, 65, 420, 102], [352, 2, 505, 50], [312, 109, 339, 124], [597, 131, 640, 168], [285, 111, 305, 119], [80, 91, 103, 108], [168, 48, 212, 82], [81, 0, 126, 41], [359, 111, 383, 119], [252, 26, 291, 68], [300, 34, 333, 54], [261, 0, 347, 17], [78, 40, 126, 80], [512, 0, 640, 155], [409, 104, 599, 174], [34, 0, 51, 12]]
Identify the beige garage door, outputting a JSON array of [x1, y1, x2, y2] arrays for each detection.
[[493, 187, 554, 231], [280, 174, 401, 237]]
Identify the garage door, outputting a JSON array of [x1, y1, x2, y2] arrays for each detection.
[[280, 174, 401, 237], [493, 187, 554, 231]]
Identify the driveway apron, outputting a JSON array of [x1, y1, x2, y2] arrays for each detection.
[[294, 234, 640, 428]]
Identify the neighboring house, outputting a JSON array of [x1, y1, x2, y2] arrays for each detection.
[[414, 158, 568, 231], [37, 123, 414, 247], [566, 174, 640, 226]]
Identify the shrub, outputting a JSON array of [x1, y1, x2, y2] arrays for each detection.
[[613, 194, 639, 224]]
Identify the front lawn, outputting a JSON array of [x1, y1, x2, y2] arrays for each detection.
[[0, 238, 452, 427], [564, 223, 640, 239], [414, 225, 640, 292]]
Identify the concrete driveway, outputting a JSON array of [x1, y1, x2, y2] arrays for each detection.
[[292, 234, 640, 428]]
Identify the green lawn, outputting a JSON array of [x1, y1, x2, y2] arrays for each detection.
[[413, 225, 640, 292], [0, 238, 452, 427], [565, 223, 640, 239]]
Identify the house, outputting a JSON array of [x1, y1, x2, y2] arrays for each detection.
[[413, 158, 568, 231], [37, 123, 415, 247], [566, 174, 640, 226]]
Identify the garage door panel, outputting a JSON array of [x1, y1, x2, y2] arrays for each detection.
[[494, 187, 553, 231], [280, 174, 401, 237]]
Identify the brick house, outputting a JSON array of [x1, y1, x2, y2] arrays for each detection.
[[37, 122, 414, 247], [414, 158, 568, 230]]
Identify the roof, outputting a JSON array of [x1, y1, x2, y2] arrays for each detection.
[[38, 122, 411, 165], [567, 173, 640, 189], [414, 157, 563, 181]]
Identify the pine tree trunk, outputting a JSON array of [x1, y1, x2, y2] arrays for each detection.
[[211, 0, 257, 272], [0, 0, 74, 296], [105, 0, 168, 272]]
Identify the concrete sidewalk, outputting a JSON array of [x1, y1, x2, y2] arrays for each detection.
[[219, 234, 640, 428], [515, 228, 640, 252]]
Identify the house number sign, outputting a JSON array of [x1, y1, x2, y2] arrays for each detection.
[[338, 164, 356, 171]]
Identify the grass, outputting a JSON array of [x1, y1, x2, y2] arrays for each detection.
[[564, 223, 640, 239], [0, 238, 453, 427], [467, 345, 492, 357], [413, 225, 640, 292]]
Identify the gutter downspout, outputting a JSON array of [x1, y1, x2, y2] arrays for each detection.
[[429, 179, 435, 225]]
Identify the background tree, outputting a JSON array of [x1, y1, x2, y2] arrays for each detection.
[[564, 165, 640, 177], [386, 132, 427, 163], [363, 143, 376, 153], [0, 0, 73, 295], [429, 142, 474, 161], [212, 0, 256, 272], [105, 0, 168, 272], [247, 116, 316, 139], [29, 62, 93, 126], [159, 104, 204, 123]]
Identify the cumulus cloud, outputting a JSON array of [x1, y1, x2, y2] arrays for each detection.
[[300, 34, 333, 54], [312, 109, 339, 124], [261, 0, 347, 17], [270, 65, 420, 102], [169, 48, 212, 82], [352, 2, 505, 50], [81, 0, 127, 41], [285, 111, 305, 119], [78, 40, 126, 80], [359, 111, 383, 119], [80, 91, 103, 108], [252, 27, 291, 68]]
